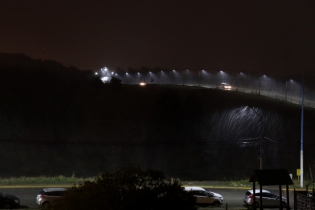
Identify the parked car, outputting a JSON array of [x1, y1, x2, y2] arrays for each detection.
[[243, 189, 287, 208], [219, 83, 232, 90], [0, 192, 20, 209], [36, 188, 67, 208], [184, 186, 223, 207]]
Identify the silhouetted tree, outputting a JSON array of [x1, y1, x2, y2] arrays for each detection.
[[54, 167, 196, 210], [110, 76, 122, 91]]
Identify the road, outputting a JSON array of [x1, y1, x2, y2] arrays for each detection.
[[0, 187, 295, 209], [0, 187, 41, 209]]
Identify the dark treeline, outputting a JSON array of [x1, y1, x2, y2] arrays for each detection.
[[0, 53, 314, 181]]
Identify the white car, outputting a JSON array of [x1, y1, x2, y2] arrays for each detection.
[[36, 188, 67, 208], [184, 186, 223, 207], [243, 189, 287, 208], [219, 83, 232, 90]]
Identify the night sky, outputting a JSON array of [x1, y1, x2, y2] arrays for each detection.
[[1, 1, 315, 75]]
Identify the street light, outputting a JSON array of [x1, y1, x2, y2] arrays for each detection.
[[159, 70, 165, 84], [217, 70, 223, 88], [199, 70, 205, 86], [285, 79, 294, 101], [258, 75, 267, 96], [236, 72, 244, 91]]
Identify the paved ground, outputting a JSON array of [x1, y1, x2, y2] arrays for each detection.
[[0, 186, 296, 209]]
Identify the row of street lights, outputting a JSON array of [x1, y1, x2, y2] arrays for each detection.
[[96, 68, 302, 101]]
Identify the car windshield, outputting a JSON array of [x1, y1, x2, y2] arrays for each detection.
[[207, 191, 215, 196], [0, 192, 6, 198]]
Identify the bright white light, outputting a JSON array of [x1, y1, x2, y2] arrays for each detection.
[[101, 77, 109, 83], [95, 72, 98, 75], [101, 67, 108, 72], [139, 82, 146, 86], [219, 83, 232, 90]]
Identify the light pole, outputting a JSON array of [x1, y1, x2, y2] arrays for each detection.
[[285, 79, 293, 102], [258, 76, 261, 96], [258, 75, 267, 96], [160, 70, 164, 84], [217, 70, 223, 88], [236, 72, 243, 91], [300, 75, 305, 188], [199, 70, 204, 86], [285, 80, 288, 101]]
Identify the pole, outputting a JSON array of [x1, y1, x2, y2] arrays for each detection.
[[310, 165, 313, 186], [260, 136, 263, 170], [285, 81, 288, 101], [236, 73, 238, 91], [249, 107, 264, 170], [300, 74, 305, 188], [258, 76, 261, 96]]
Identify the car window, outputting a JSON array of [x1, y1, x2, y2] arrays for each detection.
[[266, 193, 277, 198], [206, 192, 212, 197], [245, 191, 252, 196], [187, 191, 198, 196], [193, 190, 207, 196], [260, 193, 267, 197], [51, 191, 59, 196], [46, 192, 53, 196], [199, 191, 207, 196]]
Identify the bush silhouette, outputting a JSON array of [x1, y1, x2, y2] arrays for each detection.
[[110, 76, 122, 91], [54, 167, 196, 210]]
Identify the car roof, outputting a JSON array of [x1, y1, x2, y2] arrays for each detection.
[[184, 186, 206, 191], [42, 188, 67, 192], [247, 189, 271, 193]]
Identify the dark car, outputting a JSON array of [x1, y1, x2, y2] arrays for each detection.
[[0, 192, 20, 209]]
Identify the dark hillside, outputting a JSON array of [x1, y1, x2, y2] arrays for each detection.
[[0, 53, 314, 180]]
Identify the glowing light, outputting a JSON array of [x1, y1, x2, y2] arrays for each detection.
[[101, 77, 109, 83], [219, 83, 232, 90], [139, 82, 146, 86]]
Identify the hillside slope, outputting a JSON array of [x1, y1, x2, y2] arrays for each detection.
[[0, 53, 314, 180]]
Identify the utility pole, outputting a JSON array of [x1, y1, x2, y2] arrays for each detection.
[[300, 74, 305, 188], [251, 107, 264, 170], [285, 80, 288, 101], [239, 107, 279, 170]]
